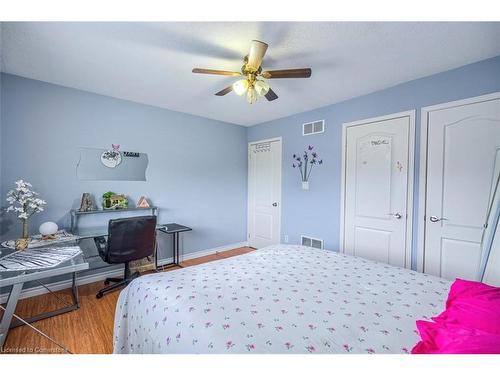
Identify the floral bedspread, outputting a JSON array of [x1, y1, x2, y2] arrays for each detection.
[[113, 245, 450, 354]]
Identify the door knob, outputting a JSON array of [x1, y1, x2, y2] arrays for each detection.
[[388, 212, 402, 219], [429, 216, 448, 223], [272, 202, 278, 207]]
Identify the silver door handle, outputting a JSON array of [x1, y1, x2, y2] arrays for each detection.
[[387, 213, 402, 219], [429, 215, 447, 223], [272, 202, 278, 207]]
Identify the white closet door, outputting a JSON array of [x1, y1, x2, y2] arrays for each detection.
[[344, 115, 411, 267], [248, 139, 282, 248], [424, 98, 500, 280]]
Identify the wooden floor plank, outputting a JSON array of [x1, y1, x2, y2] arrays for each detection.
[[1, 246, 255, 354]]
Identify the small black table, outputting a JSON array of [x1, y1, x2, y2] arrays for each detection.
[[157, 223, 192, 269]]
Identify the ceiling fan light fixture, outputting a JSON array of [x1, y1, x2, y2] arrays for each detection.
[[193, 39, 311, 103], [254, 80, 270, 96], [246, 87, 258, 104], [233, 79, 249, 96]]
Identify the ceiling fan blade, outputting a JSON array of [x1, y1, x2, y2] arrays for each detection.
[[192, 68, 241, 77], [261, 68, 312, 79], [265, 88, 278, 101], [215, 86, 233, 96], [247, 40, 268, 71]]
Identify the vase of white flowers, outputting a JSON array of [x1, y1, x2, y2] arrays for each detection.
[[6, 180, 47, 247]]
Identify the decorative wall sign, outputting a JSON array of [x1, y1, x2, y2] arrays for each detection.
[[101, 144, 122, 168], [77, 147, 149, 181], [123, 151, 140, 157]]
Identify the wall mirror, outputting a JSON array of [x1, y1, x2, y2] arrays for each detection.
[[76, 147, 148, 181]]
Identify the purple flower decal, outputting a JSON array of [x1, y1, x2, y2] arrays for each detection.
[[292, 146, 323, 183]]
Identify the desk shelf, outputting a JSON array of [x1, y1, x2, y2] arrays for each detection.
[[70, 206, 158, 232], [70, 206, 158, 215]]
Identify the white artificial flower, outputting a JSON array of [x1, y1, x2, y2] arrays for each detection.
[[5, 180, 47, 220]]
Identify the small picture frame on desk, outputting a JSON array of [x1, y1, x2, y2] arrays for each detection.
[[79, 193, 95, 212]]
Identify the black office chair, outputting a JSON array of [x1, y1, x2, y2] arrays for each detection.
[[94, 215, 157, 299]]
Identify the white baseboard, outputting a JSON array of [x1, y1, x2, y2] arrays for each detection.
[[0, 241, 249, 304], [157, 241, 249, 266]]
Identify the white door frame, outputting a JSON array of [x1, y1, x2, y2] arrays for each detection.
[[416, 91, 500, 272], [247, 137, 282, 247], [340, 110, 416, 269]]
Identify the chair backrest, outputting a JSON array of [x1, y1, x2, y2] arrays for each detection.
[[105, 215, 157, 264]]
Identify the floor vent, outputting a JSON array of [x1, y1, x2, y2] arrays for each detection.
[[301, 235, 324, 249], [303, 120, 325, 136]]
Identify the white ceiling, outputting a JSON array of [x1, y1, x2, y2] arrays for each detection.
[[1, 22, 500, 126]]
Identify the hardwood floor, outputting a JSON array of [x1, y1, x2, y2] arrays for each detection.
[[2, 246, 255, 354]]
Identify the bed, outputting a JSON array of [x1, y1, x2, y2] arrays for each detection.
[[113, 244, 451, 354]]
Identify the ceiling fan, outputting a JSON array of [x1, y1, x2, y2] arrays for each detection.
[[192, 40, 312, 104]]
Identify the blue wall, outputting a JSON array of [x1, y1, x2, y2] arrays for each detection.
[[1, 56, 499, 271], [247, 55, 500, 269], [0, 73, 2, 210], [0, 74, 248, 259]]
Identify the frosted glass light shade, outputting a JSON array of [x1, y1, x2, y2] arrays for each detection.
[[233, 79, 249, 96], [247, 40, 268, 70], [39, 221, 58, 236], [246, 87, 258, 104], [254, 80, 270, 96]]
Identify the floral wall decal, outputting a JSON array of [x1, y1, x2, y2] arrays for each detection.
[[292, 145, 323, 190]]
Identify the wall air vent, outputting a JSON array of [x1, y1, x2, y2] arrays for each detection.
[[301, 235, 324, 249], [302, 120, 325, 136]]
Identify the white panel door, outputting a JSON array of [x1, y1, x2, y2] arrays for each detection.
[[483, 215, 500, 286], [344, 115, 411, 267], [424, 98, 500, 280], [248, 139, 282, 248]]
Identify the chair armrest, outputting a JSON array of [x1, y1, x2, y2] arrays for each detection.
[[94, 236, 107, 259]]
